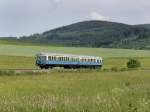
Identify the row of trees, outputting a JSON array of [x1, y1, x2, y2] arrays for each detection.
[[4, 21, 149, 50]]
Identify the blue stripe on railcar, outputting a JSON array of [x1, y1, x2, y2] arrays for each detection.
[[37, 60, 101, 66]]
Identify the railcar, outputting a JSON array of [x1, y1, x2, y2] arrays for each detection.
[[36, 52, 102, 69]]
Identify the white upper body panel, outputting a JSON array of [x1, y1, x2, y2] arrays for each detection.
[[37, 52, 102, 60]]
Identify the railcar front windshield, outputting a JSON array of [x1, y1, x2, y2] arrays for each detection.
[[37, 55, 47, 61]]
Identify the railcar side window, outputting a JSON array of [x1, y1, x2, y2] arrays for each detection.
[[100, 60, 102, 63], [92, 59, 94, 62], [54, 56, 56, 61], [89, 59, 91, 62], [62, 57, 64, 61], [48, 56, 51, 61], [97, 59, 99, 63], [59, 57, 61, 61]]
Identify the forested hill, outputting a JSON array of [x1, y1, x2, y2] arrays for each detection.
[[1, 21, 150, 49], [135, 24, 150, 30]]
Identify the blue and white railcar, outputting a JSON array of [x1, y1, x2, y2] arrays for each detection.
[[36, 52, 102, 69]]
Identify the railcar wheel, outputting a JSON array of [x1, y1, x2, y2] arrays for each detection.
[[45, 66, 49, 69], [40, 66, 44, 69]]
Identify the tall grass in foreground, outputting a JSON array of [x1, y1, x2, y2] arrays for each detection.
[[0, 70, 149, 112]]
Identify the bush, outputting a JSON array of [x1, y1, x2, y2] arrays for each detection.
[[0, 70, 16, 76], [102, 68, 110, 72], [119, 67, 127, 71], [111, 66, 119, 72], [127, 59, 141, 69]]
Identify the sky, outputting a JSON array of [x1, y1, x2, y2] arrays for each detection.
[[0, 0, 150, 37]]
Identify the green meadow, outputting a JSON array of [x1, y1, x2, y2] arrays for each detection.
[[0, 43, 150, 112], [0, 44, 150, 57], [0, 70, 150, 112], [0, 55, 150, 69], [0, 44, 150, 69]]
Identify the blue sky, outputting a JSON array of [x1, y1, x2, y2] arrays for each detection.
[[0, 0, 150, 37]]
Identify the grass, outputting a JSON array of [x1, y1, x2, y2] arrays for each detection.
[[0, 44, 150, 58], [0, 43, 149, 69], [0, 55, 150, 69], [0, 55, 35, 69], [104, 57, 150, 69], [0, 39, 21, 45], [0, 43, 150, 111], [0, 70, 149, 112]]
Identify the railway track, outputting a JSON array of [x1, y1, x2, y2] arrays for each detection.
[[0, 69, 38, 71], [0, 69, 51, 72], [0, 68, 73, 72], [0, 68, 150, 73]]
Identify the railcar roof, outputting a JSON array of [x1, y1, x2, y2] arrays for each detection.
[[37, 52, 102, 59]]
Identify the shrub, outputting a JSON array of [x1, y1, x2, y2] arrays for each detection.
[[111, 66, 119, 72], [102, 68, 110, 72], [0, 70, 16, 76], [127, 59, 141, 69], [119, 67, 127, 71], [124, 81, 131, 87]]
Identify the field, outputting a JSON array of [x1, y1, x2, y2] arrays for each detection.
[[0, 55, 150, 69], [0, 44, 150, 57], [0, 43, 150, 112], [0, 70, 150, 112], [0, 44, 150, 69]]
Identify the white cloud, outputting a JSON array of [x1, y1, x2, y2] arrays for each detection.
[[0, 0, 150, 36], [90, 12, 109, 21], [54, 0, 61, 4]]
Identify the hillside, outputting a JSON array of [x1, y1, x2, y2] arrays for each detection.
[[135, 24, 150, 30], [1, 21, 150, 49]]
